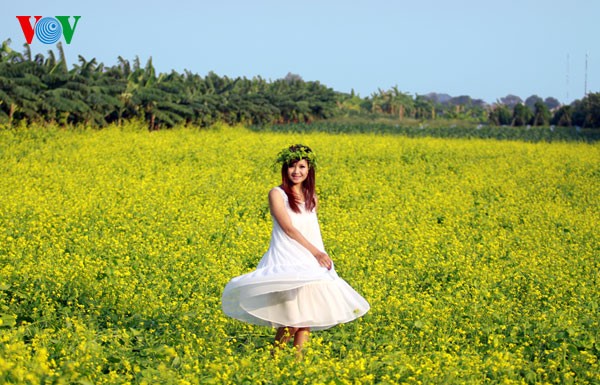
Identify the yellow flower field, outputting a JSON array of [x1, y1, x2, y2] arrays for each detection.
[[0, 123, 599, 384]]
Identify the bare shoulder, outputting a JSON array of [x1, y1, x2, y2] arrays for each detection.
[[268, 187, 290, 221], [269, 186, 283, 198], [268, 187, 285, 204]]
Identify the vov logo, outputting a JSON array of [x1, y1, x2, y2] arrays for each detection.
[[16, 16, 81, 44]]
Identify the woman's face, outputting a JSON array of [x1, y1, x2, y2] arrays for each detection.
[[287, 159, 309, 186]]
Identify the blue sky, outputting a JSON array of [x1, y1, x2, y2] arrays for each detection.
[[2, 0, 598, 104]]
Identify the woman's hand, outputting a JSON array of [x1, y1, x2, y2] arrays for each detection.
[[314, 251, 332, 270]]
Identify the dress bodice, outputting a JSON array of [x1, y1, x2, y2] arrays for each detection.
[[272, 187, 322, 249]]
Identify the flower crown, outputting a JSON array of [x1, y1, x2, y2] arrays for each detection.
[[275, 144, 317, 170]]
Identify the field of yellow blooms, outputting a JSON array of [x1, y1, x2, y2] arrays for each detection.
[[0, 123, 599, 384]]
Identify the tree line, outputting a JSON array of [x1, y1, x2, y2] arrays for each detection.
[[1, 39, 599, 130]]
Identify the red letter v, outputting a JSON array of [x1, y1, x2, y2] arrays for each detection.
[[16, 16, 42, 44]]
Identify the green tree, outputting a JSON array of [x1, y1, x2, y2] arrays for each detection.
[[512, 103, 533, 126], [551, 105, 572, 127], [572, 92, 600, 128], [532, 100, 551, 126], [488, 104, 513, 125], [390, 86, 415, 119], [414, 95, 434, 119]]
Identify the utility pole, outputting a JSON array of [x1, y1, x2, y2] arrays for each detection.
[[566, 53, 570, 103], [584, 52, 589, 97]]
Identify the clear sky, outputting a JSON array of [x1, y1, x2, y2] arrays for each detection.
[[2, 0, 598, 104]]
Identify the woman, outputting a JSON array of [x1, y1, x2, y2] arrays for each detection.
[[221, 144, 369, 352]]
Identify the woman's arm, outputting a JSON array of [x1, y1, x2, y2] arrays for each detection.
[[269, 188, 332, 270]]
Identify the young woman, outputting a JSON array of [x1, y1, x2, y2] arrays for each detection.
[[221, 144, 369, 353]]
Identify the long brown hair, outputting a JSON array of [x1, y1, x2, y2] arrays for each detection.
[[280, 148, 316, 213]]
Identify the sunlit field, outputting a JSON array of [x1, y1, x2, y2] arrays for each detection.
[[0, 123, 598, 384]]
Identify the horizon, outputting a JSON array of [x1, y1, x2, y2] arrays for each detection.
[[2, 0, 598, 105]]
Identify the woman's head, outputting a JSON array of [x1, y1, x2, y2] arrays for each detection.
[[275, 144, 317, 172], [276, 144, 317, 212]]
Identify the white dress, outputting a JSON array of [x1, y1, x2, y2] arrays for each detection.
[[221, 187, 370, 331]]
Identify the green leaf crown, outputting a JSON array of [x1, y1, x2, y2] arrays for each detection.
[[275, 144, 317, 170]]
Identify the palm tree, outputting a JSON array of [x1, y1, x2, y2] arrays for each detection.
[[390, 86, 414, 119]]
